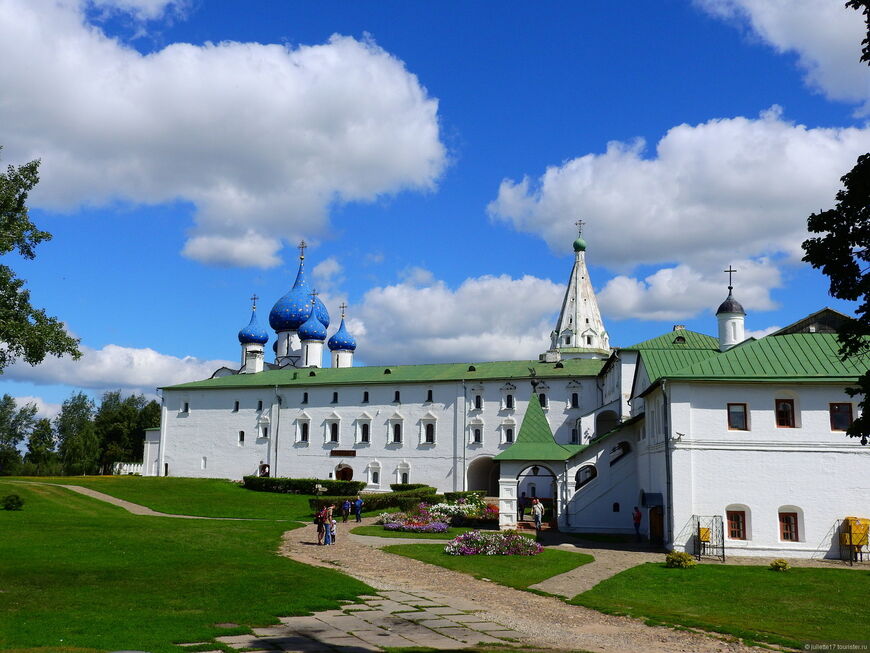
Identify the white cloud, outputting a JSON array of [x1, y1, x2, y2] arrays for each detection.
[[88, 0, 188, 21], [13, 396, 63, 421], [488, 109, 870, 270], [0, 1, 446, 267], [312, 257, 344, 292], [697, 0, 870, 108], [597, 259, 782, 321], [398, 266, 435, 287], [745, 325, 781, 340], [352, 275, 563, 364], [6, 344, 234, 393]]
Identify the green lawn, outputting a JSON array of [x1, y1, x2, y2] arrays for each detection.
[[350, 524, 486, 540], [10, 476, 314, 520], [572, 562, 870, 648], [383, 542, 593, 590], [0, 481, 371, 653]]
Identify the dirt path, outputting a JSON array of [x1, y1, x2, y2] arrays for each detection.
[[281, 520, 768, 653]]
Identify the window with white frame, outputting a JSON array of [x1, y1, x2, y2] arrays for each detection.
[[396, 460, 410, 485], [296, 414, 311, 443], [501, 383, 516, 410], [501, 420, 515, 444], [536, 382, 550, 409], [257, 415, 270, 439], [420, 413, 437, 445], [355, 413, 372, 444], [324, 413, 340, 443], [567, 380, 582, 410], [368, 460, 381, 486], [469, 418, 484, 445], [388, 413, 404, 444]]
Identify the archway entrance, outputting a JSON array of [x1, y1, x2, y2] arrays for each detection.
[[335, 464, 353, 481], [517, 464, 558, 527], [596, 410, 619, 438], [467, 456, 499, 496]]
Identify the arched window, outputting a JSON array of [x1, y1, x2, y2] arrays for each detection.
[[257, 400, 263, 411], [539, 393, 547, 408], [612, 502, 620, 512], [725, 504, 751, 540], [778, 505, 803, 542], [506, 394, 514, 409], [393, 422, 402, 443], [330, 422, 339, 442], [332, 391, 338, 404], [474, 395, 482, 410], [301, 392, 308, 404], [401, 472, 409, 484], [362, 391, 369, 403], [426, 389, 433, 402], [238, 430, 245, 445], [372, 470, 380, 484], [394, 390, 401, 403], [233, 401, 239, 412], [505, 427, 514, 443], [575, 465, 597, 491], [571, 392, 579, 409], [473, 428, 482, 443], [360, 422, 370, 443], [300, 422, 309, 442], [425, 422, 435, 444]]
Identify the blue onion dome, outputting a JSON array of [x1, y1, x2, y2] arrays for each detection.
[[269, 259, 312, 331], [328, 317, 357, 352], [238, 309, 269, 345], [313, 295, 330, 328], [298, 307, 327, 341]]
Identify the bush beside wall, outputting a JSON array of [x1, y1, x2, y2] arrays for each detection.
[[389, 483, 432, 492], [443, 490, 486, 502], [242, 476, 367, 496], [308, 487, 440, 514]]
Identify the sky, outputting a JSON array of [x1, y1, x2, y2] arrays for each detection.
[[1, 0, 868, 419]]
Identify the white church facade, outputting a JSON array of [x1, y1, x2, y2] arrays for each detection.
[[148, 234, 869, 559]]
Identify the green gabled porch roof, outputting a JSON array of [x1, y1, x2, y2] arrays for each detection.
[[624, 329, 719, 351], [666, 333, 865, 382], [495, 394, 585, 461], [162, 357, 605, 390]]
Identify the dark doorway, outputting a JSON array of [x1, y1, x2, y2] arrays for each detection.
[[649, 506, 664, 544], [336, 466, 353, 481]]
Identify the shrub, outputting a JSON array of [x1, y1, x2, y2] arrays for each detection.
[[445, 530, 542, 556], [384, 521, 449, 534], [242, 476, 366, 496], [665, 550, 696, 568], [443, 490, 486, 502], [769, 558, 790, 572], [2, 494, 24, 511], [308, 488, 441, 513], [389, 483, 433, 492]]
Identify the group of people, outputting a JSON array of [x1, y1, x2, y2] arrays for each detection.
[[314, 496, 365, 545]]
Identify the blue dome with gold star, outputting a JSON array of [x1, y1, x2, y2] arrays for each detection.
[[298, 307, 327, 341], [269, 260, 312, 331], [328, 317, 357, 352], [238, 309, 268, 345], [313, 295, 330, 328]]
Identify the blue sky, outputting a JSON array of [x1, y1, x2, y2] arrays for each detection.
[[1, 0, 868, 416]]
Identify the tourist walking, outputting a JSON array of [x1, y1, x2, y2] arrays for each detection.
[[353, 496, 364, 522], [315, 507, 326, 545], [517, 492, 528, 522], [341, 498, 351, 522], [633, 506, 642, 542], [532, 498, 544, 533]]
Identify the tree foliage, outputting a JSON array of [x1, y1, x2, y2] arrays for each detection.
[[847, 1, 870, 65], [0, 394, 37, 474], [25, 418, 57, 475], [803, 154, 870, 444], [94, 390, 160, 473], [56, 392, 99, 475], [0, 149, 80, 371]]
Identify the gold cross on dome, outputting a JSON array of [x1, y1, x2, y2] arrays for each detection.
[[724, 265, 737, 289], [575, 219, 585, 235], [298, 240, 307, 260], [309, 288, 319, 305], [250, 294, 259, 311], [339, 302, 348, 318]]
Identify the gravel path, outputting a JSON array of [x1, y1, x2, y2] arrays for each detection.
[[281, 520, 770, 653]]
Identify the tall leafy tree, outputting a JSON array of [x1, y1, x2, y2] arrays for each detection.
[[0, 149, 80, 371], [25, 418, 57, 475], [56, 392, 99, 475], [94, 391, 158, 473], [0, 394, 37, 474]]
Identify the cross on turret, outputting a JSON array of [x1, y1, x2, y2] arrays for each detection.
[[298, 240, 307, 260], [250, 294, 259, 311], [724, 265, 737, 291], [309, 288, 319, 305], [339, 302, 348, 318], [575, 219, 585, 235]]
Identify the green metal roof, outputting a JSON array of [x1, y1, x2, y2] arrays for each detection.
[[663, 333, 865, 382], [162, 358, 606, 391], [639, 349, 721, 383], [625, 330, 719, 351], [494, 394, 585, 461]]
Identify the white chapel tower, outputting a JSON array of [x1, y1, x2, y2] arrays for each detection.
[[541, 221, 610, 362]]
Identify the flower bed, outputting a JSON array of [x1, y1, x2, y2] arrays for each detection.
[[383, 521, 449, 533], [374, 498, 499, 534], [445, 530, 543, 556]]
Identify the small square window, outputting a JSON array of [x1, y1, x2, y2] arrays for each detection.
[[727, 403, 748, 430], [830, 403, 853, 431]]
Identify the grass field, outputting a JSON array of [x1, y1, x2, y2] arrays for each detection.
[[571, 562, 870, 647], [12, 476, 314, 520], [383, 542, 593, 590], [0, 480, 371, 653]]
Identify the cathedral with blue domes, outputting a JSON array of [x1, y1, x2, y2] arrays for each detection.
[[150, 227, 868, 560]]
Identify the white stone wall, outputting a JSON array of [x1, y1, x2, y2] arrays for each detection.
[[158, 376, 597, 491]]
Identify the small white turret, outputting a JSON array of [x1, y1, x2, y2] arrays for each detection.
[[716, 267, 746, 352], [328, 303, 357, 368], [238, 295, 268, 374], [298, 291, 327, 368]]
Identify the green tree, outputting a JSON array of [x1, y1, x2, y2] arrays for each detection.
[[56, 392, 99, 475], [803, 155, 870, 444], [94, 391, 158, 473], [0, 149, 80, 371], [0, 394, 37, 475], [25, 417, 57, 475]]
